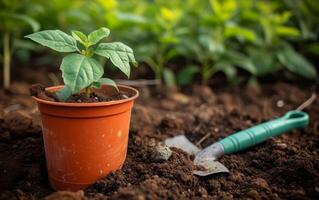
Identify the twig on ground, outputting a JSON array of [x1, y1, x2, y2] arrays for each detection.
[[192, 123, 202, 133], [262, 100, 268, 119], [196, 132, 211, 147], [296, 93, 317, 111]]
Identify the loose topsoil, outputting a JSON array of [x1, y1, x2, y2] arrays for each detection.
[[0, 81, 318, 200]]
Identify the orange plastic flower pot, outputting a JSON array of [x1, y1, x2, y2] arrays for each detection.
[[33, 85, 139, 191]]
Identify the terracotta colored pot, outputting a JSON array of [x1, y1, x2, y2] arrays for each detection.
[[33, 85, 139, 191]]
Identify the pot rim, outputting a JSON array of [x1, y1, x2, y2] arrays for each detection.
[[33, 84, 139, 107]]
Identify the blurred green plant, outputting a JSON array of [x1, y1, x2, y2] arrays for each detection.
[[245, 1, 317, 80], [2, 0, 317, 88], [119, 1, 187, 86], [0, 0, 40, 89], [177, 0, 258, 84], [281, 0, 319, 57], [177, 0, 317, 85]]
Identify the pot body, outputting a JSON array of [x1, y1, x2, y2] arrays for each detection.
[[34, 85, 139, 191]]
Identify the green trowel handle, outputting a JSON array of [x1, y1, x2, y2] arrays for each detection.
[[219, 111, 309, 155]]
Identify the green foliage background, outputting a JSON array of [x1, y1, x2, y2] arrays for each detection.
[[1, 0, 318, 85]]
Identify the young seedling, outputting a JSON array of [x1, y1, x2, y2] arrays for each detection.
[[25, 27, 137, 101]]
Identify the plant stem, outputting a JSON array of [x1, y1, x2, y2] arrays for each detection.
[[202, 63, 210, 85], [3, 31, 10, 89], [145, 58, 162, 85], [155, 70, 162, 82], [85, 86, 91, 98]]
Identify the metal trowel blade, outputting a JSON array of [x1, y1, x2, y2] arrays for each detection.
[[165, 135, 201, 155], [193, 158, 229, 176], [164, 135, 230, 176]]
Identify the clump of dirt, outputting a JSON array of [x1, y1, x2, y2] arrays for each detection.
[[0, 81, 318, 199], [29, 84, 132, 103], [3, 110, 41, 139], [29, 84, 57, 102]]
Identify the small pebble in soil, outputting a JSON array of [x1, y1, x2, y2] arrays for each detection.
[[152, 175, 159, 179], [276, 100, 284, 108], [154, 143, 172, 161], [275, 142, 288, 149], [171, 93, 189, 104]]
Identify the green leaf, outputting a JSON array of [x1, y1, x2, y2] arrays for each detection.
[[25, 30, 78, 52], [214, 63, 237, 82], [222, 66, 237, 82], [9, 14, 40, 32], [116, 13, 149, 24], [275, 26, 300, 37], [61, 54, 104, 93], [248, 48, 277, 75], [199, 34, 225, 54], [55, 85, 72, 102], [95, 42, 136, 77], [277, 46, 318, 80], [276, 11, 292, 24], [223, 51, 257, 75], [224, 25, 257, 42], [163, 68, 176, 86], [210, 0, 236, 21], [72, 30, 88, 45], [88, 27, 110, 46], [177, 65, 199, 85], [93, 78, 119, 91], [92, 82, 101, 89]]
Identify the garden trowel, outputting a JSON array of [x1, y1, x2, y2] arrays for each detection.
[[165, 111, 309, 176]]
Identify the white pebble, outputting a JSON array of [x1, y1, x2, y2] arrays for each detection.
[[155, 142, 172, 161], [276, 100, 284, 108]]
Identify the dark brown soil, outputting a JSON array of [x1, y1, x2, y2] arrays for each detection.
[[29, 84, 132, 103], [66, 91, 130, 103], [0, 81, 318, 200]]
